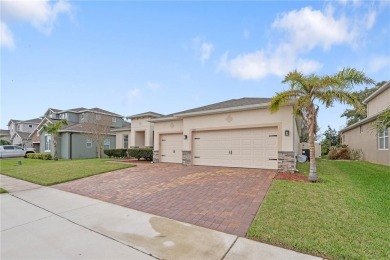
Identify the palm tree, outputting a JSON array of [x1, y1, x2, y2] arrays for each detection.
[[269, 68, 374, 182], [42, 119, 68, 161]]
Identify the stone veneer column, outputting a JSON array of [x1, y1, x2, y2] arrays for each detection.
[[182, 150, 192, 166], [278, 151, 295, 173], [153, 150, 159, 163]]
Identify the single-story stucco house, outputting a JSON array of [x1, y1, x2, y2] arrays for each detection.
[[341, 81, 390, 165], [149, 98, 300, 172]]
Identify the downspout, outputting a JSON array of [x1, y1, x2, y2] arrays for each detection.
[[69, 133, 73, 160]]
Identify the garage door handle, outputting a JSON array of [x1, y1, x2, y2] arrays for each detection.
[[162, 155, 166, 157], [269, 158, 277, 161], [194, 138, 200, 140], [194, 156, 200, 158], [269, 135, 277, 137]]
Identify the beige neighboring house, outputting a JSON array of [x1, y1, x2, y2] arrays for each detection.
[[150, 98, 300, 172], [112, 112, 162, 149], [341, 81, 390, 166]]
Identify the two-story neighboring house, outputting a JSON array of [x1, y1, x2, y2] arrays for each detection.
[[7, 118, 41, 148], [341, 81, 390, 165], [30, 107, 124, 159]]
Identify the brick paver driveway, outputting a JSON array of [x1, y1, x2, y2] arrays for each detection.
[[54, 163, 276, 236]]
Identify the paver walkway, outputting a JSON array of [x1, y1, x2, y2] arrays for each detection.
[[54, 163, 276, 236]]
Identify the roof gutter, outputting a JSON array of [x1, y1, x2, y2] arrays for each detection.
[[363, 81, 390, 104]]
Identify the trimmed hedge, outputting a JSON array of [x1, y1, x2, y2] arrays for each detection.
[[104, 149, 128, 158], [128, 148, 153, 161], [26, 153, 53, 160]]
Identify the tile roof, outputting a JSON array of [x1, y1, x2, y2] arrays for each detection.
[[20, 118, 42, 124], [0, 130, 10, 136], [127, 111, 164, 119], [160, 98, 271, 118]]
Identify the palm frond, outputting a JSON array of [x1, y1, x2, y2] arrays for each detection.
[[269, 90, 303, 113], [335, 67, 376, 88]]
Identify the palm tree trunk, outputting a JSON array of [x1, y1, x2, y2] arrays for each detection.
[[307, 109, 318, 182], [53, 136, 58, 161]]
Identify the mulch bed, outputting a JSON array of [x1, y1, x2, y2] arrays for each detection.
[[274, 173, 309, 183]]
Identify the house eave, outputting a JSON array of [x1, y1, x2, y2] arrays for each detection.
[[340, 112, 382, 132], [363, 81, 390, 104]]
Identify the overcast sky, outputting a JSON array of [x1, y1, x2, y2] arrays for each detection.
[[1, 1, 389, 135]]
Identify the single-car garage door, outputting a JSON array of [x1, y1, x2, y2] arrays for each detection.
[[193, 127, 278, 169], [160, 133, 182, 163]]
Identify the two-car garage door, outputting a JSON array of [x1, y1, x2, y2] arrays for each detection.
[[192, 127, 278, 169], [159, 127, 278, 169]]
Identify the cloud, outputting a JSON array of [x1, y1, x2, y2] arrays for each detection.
[[219, 5, 376, 80], [200, 42, 214, 64], [127, 88, 142, 104], [219, 48, 322, 80], [272, 7, 357, 51], [0, 21, 14, 49], [243, 29, 250, 39], [192, 37, 214, 64], [146, 82, 162, 92], [368, 55, 390, 72], [0, 0, 72, 48]]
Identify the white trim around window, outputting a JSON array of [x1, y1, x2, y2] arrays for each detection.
[[378, 128, 389, 150], [112, 117, 117, 123], [44, 135, 52, 152], [103, 138, 110, 150], [86, 139, 92, 148]]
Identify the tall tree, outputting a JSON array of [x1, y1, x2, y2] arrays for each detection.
[[341, 81, 386, 126], [80, 114, 113, 159], [321, 126, 341, 155], [42, 119, 68, 161], [269, 68, 374, 182]]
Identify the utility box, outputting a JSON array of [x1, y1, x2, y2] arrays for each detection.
[[302, 149, 310, 162]]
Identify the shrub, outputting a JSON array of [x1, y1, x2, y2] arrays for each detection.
[[26, 153, 52, 160], [328, 147, 351, 160], [128, 148, 153, 161], [104, 149, 127, 158], [350, 149, 363, 161], [0, 139, 11, 145]]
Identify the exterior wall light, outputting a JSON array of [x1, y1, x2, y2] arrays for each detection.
[[184, 135, 188, 140], [285, 130, 290, 136]]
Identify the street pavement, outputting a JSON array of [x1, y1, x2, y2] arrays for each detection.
[[1, 174, 322, 259]]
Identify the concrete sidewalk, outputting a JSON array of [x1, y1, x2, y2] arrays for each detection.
[[1, 175, 322, 259]]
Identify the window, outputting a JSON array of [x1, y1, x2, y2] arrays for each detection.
[[45, 135, 52, 151], [112, 117, 117, 123], [17, 125, 20, 131], [378, 129, 389, 150], [96, 114, 101, 120], [123, 135, 128, 148], [59, 113, 67, 119], [81, 113, 85, 121], [86, 139, 92, 148], [3, 146, 14, 150], [29, 124, 33, 128], [103, 139, 110, 150]]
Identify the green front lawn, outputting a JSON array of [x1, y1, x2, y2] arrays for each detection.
[[0, 188, 7, 193], [248, 160, 390, 259], [0, 158, 134, 186]]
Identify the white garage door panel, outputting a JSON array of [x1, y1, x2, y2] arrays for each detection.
[[193, 127, 278, 169], [160, 134, 182, 163]]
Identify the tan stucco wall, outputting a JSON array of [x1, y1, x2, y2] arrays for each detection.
[[367, 87, 390, 116], [153, 120, 184, 150], [298, 142, 321, 158], [342, 122, 390, 165], [115, 130, 131, 149], [153, 106, 295, 153], [130, 117, 155, 147]]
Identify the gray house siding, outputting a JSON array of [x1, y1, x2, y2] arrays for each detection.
[[66, 113, 79, 123]]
